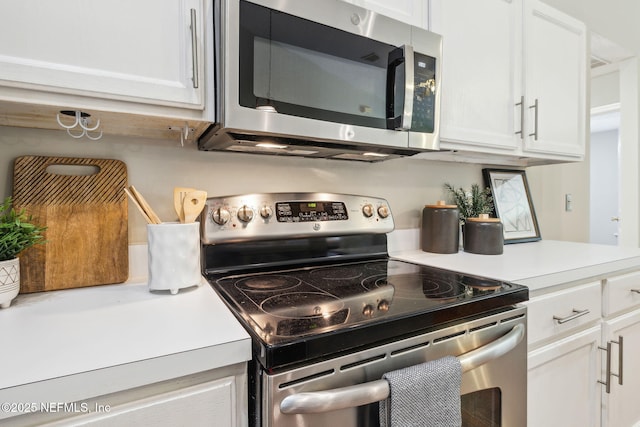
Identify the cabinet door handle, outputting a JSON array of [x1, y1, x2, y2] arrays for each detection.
[[599, 336, 623, 394], [528, 98, 539, 140], [190, 8, 199, 89], [515, 95, 524, 139], [631, 289, 640, 294], [553, 308, 589, 324], [612, 336, 623, 386]]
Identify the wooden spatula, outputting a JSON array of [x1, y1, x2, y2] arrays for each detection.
[[173, 187, 195, 223], [183, 190, 207, 223]]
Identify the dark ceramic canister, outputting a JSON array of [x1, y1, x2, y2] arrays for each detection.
[[463, 214, 504, 255], [421, 201, 460, 254]]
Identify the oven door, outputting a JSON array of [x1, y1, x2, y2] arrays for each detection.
[[214, 0, 441, 152], [261, 307, 527, 427]]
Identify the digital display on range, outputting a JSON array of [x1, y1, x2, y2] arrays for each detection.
[[276, 201, 348, 222]]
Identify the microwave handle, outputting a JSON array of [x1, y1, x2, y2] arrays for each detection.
[[280, 323, 524, 415], [386, 45, 415, 131]]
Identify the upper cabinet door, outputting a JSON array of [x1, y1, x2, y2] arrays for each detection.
[[523, 0, 587, 157], [430, 0, 522, 152], [0, 0, 204, 109]]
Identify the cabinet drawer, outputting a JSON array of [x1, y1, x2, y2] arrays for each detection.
[[604, 270, 640, 316], [526, 281, 601, 345]]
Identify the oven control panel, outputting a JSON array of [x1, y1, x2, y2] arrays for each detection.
[[201, 192, 394, 244]]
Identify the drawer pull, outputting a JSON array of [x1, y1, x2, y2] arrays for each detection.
[[553, 308, 590, 324], [631, 289, 640, 294]]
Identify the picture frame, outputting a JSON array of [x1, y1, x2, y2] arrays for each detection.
[[482, 168, 541, 244]]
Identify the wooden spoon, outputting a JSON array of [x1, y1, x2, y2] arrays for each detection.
[[173, 187, 195, 223], [183, 190, 207, 223]]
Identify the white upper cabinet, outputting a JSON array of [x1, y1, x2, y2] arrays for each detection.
[[523, 0, 586, 158], [428, 0, 587, 165], [340, 0, 429, 29], [0, 0, 205, 109], [430, 0, 522, 152]]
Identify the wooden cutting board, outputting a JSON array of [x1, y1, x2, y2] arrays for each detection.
[[12, 156, 128, 293]]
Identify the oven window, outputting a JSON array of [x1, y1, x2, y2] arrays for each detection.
[[461, 387, 502, 427], [238, 0, 396, 129]]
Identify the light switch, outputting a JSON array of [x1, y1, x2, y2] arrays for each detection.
[[565, 194, 572, 212]]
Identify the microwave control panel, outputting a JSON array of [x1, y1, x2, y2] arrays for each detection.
[[412, 52, 437, 133]]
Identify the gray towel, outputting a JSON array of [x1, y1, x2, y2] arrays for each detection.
[[380, 356, 462, 427]]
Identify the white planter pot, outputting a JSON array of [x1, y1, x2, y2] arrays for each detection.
[[0, 258, 20, 308]]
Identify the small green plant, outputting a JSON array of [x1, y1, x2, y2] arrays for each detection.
[[444, 183, 494, 223], [0, 197, 46, 261]]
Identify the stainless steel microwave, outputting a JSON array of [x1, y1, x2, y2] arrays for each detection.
[[199, 0, 442, 161]]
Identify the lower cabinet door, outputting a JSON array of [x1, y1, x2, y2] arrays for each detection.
[[40, 376, 237, 427], [602, 309, 640, 427], [528, 326, 602, 427]]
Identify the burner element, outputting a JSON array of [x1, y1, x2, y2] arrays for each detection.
[[236, 275, 301, 291]]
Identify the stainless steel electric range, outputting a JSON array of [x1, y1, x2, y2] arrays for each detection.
[[201, 193, 529, 427]]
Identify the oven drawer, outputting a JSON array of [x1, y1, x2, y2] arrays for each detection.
[[604, 270, 640, 317], [526, 281, 601, 346]]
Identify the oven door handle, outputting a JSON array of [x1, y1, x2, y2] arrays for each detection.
[[280, 323, 525, 415]]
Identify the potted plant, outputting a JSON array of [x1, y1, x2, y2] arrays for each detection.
[[444, 183, 494, 224], [0, 197, 46, 308]]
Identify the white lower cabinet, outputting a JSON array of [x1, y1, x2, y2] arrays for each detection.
[[527, 270, 640, 427], [602, 311, 640, 426], [4, 365, 247, 427], [528, 326, 601, 427]]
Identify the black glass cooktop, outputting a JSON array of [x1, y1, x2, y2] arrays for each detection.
[[208, 259, 528, 370]]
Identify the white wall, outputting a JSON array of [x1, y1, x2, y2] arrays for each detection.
[[0, 126, 486, 244], [590, 129, 619, 245]]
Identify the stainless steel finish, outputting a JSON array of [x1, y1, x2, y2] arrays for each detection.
[[397, 45, 415, 131], [259, 205, 273, 219], [553, 308, 590, 324], [190, 8, 199, 89], [263, 308, 527, 427], [211, 207, 231, 225], [515, 95, 524, 138], [280, 323, 524, 414], [599, 341, 613, 393], [237, 205, 254, 223], [529, 98, 539, 140], [377, 205, 390, 218], [203, 0, 442, 160], [613, 336, 623, 386], [201, 192, 394, 244], [599, 336, 623, 394]]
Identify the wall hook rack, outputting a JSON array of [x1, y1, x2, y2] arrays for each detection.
[[56, 110, 103, 141]]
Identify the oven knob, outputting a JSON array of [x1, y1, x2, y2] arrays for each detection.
[[237, 205, 254, 223], [211, 207, 231, 225], [377, 205, 390, 218], [362, 304, 374, 317], [378, 300, 390, 312], [362, 204, 374, 218], [259, 205, 273, 219]]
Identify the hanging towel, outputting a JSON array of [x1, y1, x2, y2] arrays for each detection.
[[379, 355, 462, 427]]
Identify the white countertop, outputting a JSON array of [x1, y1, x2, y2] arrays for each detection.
[[389, 230, 640, 294], [0, 278, 251, 414]]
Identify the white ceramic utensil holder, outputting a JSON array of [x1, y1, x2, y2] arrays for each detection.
[[147, 222, 200, 294]]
